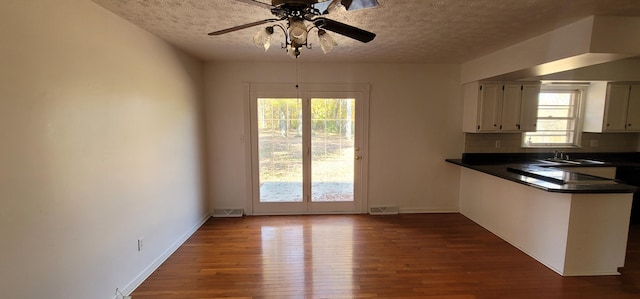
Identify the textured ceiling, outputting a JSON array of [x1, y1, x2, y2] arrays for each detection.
[[91, 0, 640, 63]]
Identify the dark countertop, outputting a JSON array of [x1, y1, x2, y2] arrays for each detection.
[[446, 152, 639, 194], [458, 152, 640, 167]]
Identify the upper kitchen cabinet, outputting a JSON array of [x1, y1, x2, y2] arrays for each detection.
[[464, 82, 502, 132], [517, 84, 541, 132], [584, 82, 640, 132], [463, 81, 540, 133], [626, 85, 640, 131]]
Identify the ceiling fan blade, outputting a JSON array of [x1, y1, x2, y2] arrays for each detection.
[[208, 19, 280, 35], [313, 17, 376, 43], [232, 0, 274, 9]]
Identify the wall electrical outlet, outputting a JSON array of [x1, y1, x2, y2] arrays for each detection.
[[495, 140, 501, 148], [137, 237, 144, 251]]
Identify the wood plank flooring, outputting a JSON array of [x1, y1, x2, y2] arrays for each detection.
[[131, 214, 640, 298]]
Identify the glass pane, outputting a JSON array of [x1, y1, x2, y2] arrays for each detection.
[[537, 107, 572, 118], [257, 98, 303, 202], [526, 127, 575, 145], [311, 98, 355, 202], [536, 119, 575, 131], [526, 133, 574, 144], [538, 92, 573, 106]]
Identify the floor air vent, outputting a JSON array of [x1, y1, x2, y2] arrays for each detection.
[[369, 206, 399, 215], [213, 208, 244, 218]]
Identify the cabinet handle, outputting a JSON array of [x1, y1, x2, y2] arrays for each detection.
[[499, 125, 502, 129], [607, 123, 610, 127], [477, 125, 480, 130], [629, 124, 632, 127], [516, 124, 520, 130]]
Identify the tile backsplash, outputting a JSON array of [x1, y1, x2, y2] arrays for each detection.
[[464, 132, 640, 153]]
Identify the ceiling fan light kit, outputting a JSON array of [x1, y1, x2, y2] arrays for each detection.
[[287, 44, 301, 58], [253, 27, 274, 51], [318, 29, 337, 54], [208, 0, 377, 58], [253, 19, 333, 58], [288, 19, 309, 45]]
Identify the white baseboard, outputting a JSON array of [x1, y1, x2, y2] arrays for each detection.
[[119, 212, 211, 296], [398, 208, 459, 214]]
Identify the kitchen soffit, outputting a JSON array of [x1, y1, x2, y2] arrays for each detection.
[[91, 0, 640, 63]]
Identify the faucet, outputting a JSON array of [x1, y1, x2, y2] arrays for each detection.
[[553, 150, 567, 160]]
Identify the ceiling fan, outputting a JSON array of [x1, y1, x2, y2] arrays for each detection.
[[207, 0, 378, 58]]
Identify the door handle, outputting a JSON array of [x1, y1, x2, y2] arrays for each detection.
[[355, 155, 362, 160]]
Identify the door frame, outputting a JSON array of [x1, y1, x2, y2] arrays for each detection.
[[243, 83, 370, 215]]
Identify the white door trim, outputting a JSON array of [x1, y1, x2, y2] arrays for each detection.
[[243, 83, 369, 215]]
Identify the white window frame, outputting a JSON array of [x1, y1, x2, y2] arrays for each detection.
[[522, 84, 586, 148]]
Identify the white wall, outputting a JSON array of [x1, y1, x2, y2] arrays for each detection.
[[538, 58, 640, 81], [461, 16, 640, 83], [0, 1, 208, 298], [204, 62, 463, 213]]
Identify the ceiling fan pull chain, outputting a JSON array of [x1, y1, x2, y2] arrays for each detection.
[[295, 57, 300, 90]]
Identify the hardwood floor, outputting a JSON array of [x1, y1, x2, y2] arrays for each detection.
[[132, 214, 640, 298]]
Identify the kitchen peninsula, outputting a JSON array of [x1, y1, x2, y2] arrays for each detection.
[[447, 154, 638, 276]]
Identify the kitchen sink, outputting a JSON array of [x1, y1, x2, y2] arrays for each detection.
[[534, 158, 606, 166], [563, 179, 616, 185], [571, 159, 606, 165], [507, 166, 615, 185]]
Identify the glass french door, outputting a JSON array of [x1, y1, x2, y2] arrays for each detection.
[[249, 88, 367, 214]]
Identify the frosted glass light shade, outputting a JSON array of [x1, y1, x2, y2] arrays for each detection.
[[318, 29, 337, 54], [288, 19, 308, 45], [287, 45, 300, 59], [253, 27, 273, 51]]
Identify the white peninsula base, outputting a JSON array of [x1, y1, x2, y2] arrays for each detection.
[[459, 168, 633, 276]]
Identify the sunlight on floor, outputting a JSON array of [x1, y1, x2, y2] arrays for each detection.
[[261, 221, 354, 297]]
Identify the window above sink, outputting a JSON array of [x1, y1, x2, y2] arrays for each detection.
[[522, 83, 587, 148]]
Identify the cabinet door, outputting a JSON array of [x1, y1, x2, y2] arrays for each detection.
[[604, 84, 630, 132], [477, 83, 502, 132], [519, 83, 540, 132], [501, 84, 522, 131], [626, 85, 640, 132]]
